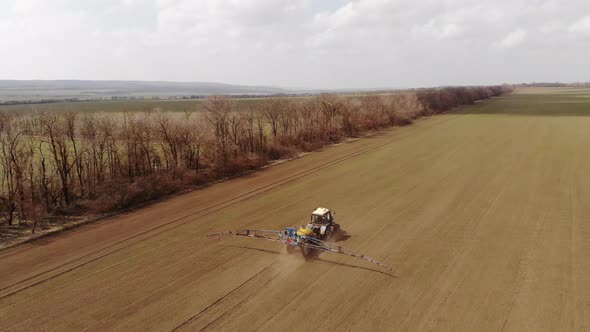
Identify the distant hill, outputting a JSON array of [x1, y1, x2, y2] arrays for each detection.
[[0, 80, 290, 102]]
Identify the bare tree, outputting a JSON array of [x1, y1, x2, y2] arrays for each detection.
[[227, 112, 244, 157], [317, 94, 346, 141], [38, 113, 72, 206], [0, 116, 21, 225], [64, 112, 85, 196], [179, 114, 208, 175], [156, 111, 181, 174], [0, 116, 31, 224], [241, 110, 256, 153], [262, 98, 286, 139], [203, 96, 233, 166], [97, 116, 119, 179]]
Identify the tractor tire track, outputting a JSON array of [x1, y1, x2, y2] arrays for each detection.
[[171, 261, 279, 332]]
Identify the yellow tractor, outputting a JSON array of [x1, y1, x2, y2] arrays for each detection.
[[208, 207, 391, 271]]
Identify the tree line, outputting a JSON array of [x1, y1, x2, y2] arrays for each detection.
[[0, 86, 512, 233]]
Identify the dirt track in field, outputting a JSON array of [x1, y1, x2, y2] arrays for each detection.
[[2, 91, 590, 331]]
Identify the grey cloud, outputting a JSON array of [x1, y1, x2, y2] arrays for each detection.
[[0, 0, 588, 88]]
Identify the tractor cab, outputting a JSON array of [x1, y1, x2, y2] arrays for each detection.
[[310, 207, 334, 226], [302, 207, 338, 240]]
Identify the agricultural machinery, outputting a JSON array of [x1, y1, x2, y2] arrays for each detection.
[[208, 207, 391, 271]]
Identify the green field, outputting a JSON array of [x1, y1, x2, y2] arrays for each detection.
[[0, 96, 315, 113], [0, 92, 399, 113], [459, 87, 590, 116]]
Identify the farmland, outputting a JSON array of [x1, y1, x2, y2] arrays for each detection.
[[0, 88, 589, 330], [0, 97, 280, 113]]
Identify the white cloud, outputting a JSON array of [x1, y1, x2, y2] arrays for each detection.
[[415, 20, 464, 40], [569, 16, 590, 34], [497, 28, 527, 48], [0, 0, 589, 88]]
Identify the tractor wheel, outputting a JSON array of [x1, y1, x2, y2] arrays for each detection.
[[331, 224, 341, 241], [325, 226, 334, 241]]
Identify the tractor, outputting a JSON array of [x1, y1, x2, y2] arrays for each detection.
[[208, 207, 392, 271], [289, 207, 341, 256]]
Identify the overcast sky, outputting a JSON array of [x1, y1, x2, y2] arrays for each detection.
[[0, 0, 589, 89]]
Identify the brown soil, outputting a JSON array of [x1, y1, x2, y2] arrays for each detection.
[[0, 99, 588, 331]]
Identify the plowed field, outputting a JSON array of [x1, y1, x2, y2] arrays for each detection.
[[1, 88, 590, 331]]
